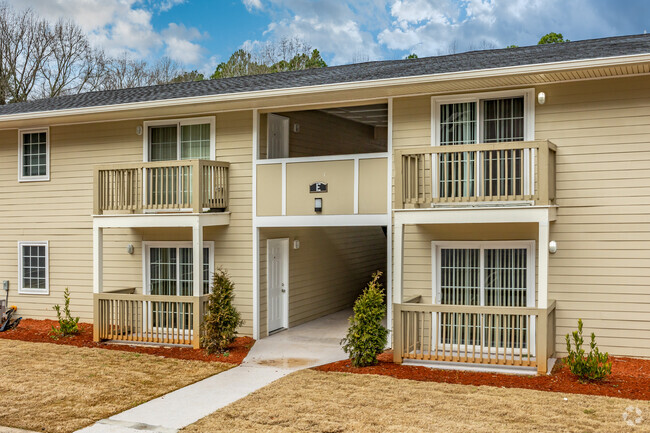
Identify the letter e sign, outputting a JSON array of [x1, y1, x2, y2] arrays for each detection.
[[309, 182, 328, 193]]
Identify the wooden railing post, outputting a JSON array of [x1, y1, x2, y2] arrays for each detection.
[[536, 309, 548, 375], [192, 296, 202, 349], [93, 167, 101, 215], [393, 303, 403, 364], [394, 151, 404, 209], [93, 294, 100, 342], [537, 141, 550, 205], [191, 160, 202, 213]]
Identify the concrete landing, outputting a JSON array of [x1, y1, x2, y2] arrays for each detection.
[[76, 309, 352, 433]]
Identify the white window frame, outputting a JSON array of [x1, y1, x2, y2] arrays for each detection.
[[431, 89, 535, 147], [431, 240, 536, 308], [142, 117, 216, 162], [142, 241, 215, 296], [431, 240, 536, 356], [18, 241, 49, 295], [18, 127, 50, 182]]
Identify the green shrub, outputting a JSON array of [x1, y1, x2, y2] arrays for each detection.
[[341, 271, 389, 367], [565, 318, 611, 382], [201, 267, 244, 354], [51, 288, 80, 338]]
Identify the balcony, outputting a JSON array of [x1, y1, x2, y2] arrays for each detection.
[[393, 299, 557, 374], [396, 140, 556, 208], [93, 159, 229, 215]]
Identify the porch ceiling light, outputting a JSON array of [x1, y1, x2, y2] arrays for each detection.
[[314, 197, 323, 213], [537, 91, 546, 105], [548, 240, 557, 254]]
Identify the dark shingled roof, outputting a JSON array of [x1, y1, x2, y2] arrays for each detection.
[[1, 33, 649, 116]]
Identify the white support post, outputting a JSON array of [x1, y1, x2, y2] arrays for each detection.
[[93, 226, 103, 294], [393, 221, 404, 305], [192, 222, 204, 297], [538, 220, 549, 309]]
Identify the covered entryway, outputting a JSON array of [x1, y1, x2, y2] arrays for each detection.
[[258, 226, 388, 338]]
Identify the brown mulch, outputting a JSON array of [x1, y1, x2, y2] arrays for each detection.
[[314, 351, 650, 401], [0, 318, 254, 364]]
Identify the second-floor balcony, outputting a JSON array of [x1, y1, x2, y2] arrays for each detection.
[[396, 140, 556, 208], [93, 159, 229, 215]]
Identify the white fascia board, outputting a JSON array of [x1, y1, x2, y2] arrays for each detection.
[[93, 212, 230, 228], [1, 53, 649, 123], [254, 214, 389, 227], [393, 206, 557, 225]]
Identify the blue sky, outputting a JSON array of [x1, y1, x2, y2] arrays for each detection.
[[8, 0, 650, 74]]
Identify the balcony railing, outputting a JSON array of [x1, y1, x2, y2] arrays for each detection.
[[396, 140, 556, 208], [93, 293, 210, 348], [393, 300, 556, 374], [93, 159, 229, 215]]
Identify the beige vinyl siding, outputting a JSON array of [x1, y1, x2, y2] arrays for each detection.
[[258, 227, 387, 338], [259, 111, 386, 159], [0, 121, 144, 321], [0, 112, 254, 336], [536, 75, 650, 357], [392, 75, 650, 358]]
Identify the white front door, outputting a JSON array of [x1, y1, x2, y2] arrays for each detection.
[[267, 238, 289, 332], [267, 114, 289, 159]]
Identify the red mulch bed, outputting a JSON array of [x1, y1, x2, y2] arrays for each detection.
[[0, 319, 254, 365], [314, 351, 650, 401]]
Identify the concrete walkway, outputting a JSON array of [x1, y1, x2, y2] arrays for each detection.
[[76, 309, 351, 433]]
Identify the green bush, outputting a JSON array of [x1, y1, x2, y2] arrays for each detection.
[[201, 267, 244, 354], [51, 288, 80, 338], [565, 318, 611, 382], [341, 271, 389, 367]]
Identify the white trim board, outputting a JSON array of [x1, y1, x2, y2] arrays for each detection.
[[254, 214, 389, 227], [92, 212, 230, 228]]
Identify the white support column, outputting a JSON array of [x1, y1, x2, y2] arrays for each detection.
[[93, 226, 103, 293], [538, 220, 549, 309], [393, 221, 404, 305], [192, 222, 204, 297], [252, 227, 260, 340]]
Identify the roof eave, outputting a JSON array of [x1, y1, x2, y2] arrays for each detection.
[[0, 52, 648, 123]]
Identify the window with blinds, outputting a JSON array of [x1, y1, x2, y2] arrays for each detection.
[[149, 123, 211, 162], [434, 242, 533, 349], [436, 95, 528, 198]]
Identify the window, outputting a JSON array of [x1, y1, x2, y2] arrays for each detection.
[[18, 241, 49, 294], [433, 90, 534, 199], [432, 241, 535, 349], [19, 129, 49, 182], [144, 242, 213, 296], [145, 118, 215, 162]]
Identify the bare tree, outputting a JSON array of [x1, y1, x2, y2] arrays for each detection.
[[0, 6, 52, 103], [149, 56, 184, 85], [40, 19, 91, 97]]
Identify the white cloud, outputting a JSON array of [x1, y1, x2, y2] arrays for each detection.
[[250, 1, 382, 64], [161, 23, 206, 64], [242, 0, 263, 12], [5, 0, 205, 65]]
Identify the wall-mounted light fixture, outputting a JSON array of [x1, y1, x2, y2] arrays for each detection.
[[293, 123, 300, 133], [314, 197, 323, 213], [548, 240, 557, 254], [537, 91, 546, 105], [126, 244, 134, 255], [293, 239, 300, 250], [136, 125, 143, 136]]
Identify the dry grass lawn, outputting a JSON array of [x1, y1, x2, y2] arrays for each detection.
[[0, 340, 231, 433], [184, 369, 650, 433]]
